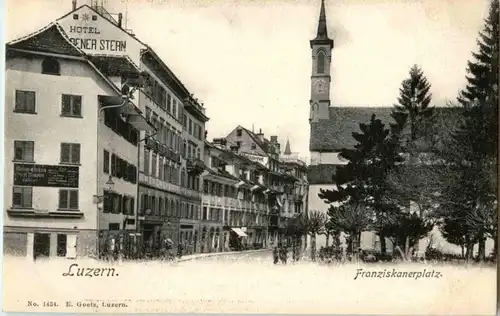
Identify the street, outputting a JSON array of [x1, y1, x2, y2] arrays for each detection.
[[185, 250, 273, 263]]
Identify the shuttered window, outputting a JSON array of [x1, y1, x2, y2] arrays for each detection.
[[59, 189, 79, 210], [60, 143, 80, 164]]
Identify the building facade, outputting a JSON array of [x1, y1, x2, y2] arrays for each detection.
[[225, 126, 308, 245], [4, 22, 152, 259]]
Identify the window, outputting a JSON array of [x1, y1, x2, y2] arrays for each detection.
[[158, 157, 164, 180], [317, 51, 326, 74], [41, 57, 60, 75], [167, 94, 172, 112], [14, 140, 34, 162], [12, 186, 32, 208], [183, 114, 187, 128], [151, 153, 157, 178], [103, 150, 110, 173], [251, 143, 256, 150], [58, 189, 79, 210], [57, 234, 67, 257], [236, 141, 241, 148], [60, 143, 80, 164], [144, 149, 150, 175], [15, 90, 36, 113], [173, 100, 177, 117], [236, 129, 242, 137], [188, 118, 192, 134], [61, 94, 82, 117], [73, 14, 79, 20]]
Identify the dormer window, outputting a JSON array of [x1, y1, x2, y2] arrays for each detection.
[[41, 58, 60, 76]]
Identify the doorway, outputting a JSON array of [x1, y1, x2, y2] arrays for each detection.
[[33, 233, 50, 260]]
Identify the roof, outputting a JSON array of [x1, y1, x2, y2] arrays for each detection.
[[7, 23, 83, 56], [88, 55, 141, 77], [240, 126, 275, 155], [309, 106, 463, 152], [310, 0, 333, 47], [310, 107, 393, 151]]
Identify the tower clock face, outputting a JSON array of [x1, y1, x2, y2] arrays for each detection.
[[314, 79, 328, 94]]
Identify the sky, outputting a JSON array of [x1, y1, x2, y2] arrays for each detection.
[[6, 0, 490, 160]]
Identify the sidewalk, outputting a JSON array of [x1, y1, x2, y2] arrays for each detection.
[[178, 248, 271, 262]]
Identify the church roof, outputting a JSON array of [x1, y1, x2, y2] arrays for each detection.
[[310, 107, 393, 151], [309, 106, 463, 152]]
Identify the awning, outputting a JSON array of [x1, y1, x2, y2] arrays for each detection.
[[231, 228, 248, 237], [127, 112, 156, 133]]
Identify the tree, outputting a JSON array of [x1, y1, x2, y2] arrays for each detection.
[[326, 202, 374, 261], [299, 210, 327, 261], [458, 0, 499, 108], [391, 64, 434, 147], [319, 115, 403, 255]]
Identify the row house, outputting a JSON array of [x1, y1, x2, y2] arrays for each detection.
[[137, 49, 208, 256], [203, 139, 271, 251], [224, 126, 309, 245]]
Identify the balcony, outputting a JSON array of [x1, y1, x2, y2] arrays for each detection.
[[187, 158, 205, 175]]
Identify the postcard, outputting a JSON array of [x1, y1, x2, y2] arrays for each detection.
[[2, 0, 498, 314]]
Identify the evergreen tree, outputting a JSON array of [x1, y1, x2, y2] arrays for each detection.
[[391, 64, 434, 147], [458, 0, 499, 108], [318, 115, 403, 255], [439, 0, 499, 261]]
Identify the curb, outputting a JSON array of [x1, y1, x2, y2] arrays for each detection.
[[177, 248, 271, 262]]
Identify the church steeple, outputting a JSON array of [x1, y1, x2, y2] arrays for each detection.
[[310, 0, 334, 48], [284, 139, 292, 155]]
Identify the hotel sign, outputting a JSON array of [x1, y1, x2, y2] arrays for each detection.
[[57, 7, 145, 62], [241, 153, 268, 165], [67, 25, 127, 52], [14, 163, 79, 188]]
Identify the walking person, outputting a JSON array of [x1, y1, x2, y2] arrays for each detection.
[[177, 242, 184, 259], [273, 246, 279, 264]]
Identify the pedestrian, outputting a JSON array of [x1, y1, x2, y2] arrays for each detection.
[[273, 246, 279, 264], [177, 243, 184, 259]]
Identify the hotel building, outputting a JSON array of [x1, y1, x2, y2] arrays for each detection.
[[4, 21, 152, 259]]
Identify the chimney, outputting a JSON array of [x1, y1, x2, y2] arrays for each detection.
[[256, 128, 264, 142], [270, 136, 278, 143], [72, 0, 77, 10], [118, 13, 123, 28]]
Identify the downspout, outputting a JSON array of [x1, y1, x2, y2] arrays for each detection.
[[96, 96, 129, 257]]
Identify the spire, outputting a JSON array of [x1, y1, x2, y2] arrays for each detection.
[[310, 0, 334, 48], [284, 139, 292, 155]]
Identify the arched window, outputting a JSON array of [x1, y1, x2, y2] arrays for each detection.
[[41, 57, 60, 75], [317, 51, 326, 74]]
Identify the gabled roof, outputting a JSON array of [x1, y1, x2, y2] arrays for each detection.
[[7, 22, 84, 56], [238, 125, 273, 154], [309, 106, 463, 152]]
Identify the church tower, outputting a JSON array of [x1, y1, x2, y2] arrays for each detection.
[[309, 0, 334, 123]]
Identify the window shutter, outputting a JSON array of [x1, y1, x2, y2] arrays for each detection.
[[66, 235, 78, 259], [122, 195, 128, 215], [71, 144, 80, 164], [103, 191, 110, 213], [23, 188, 32, 207], [130, 197, 135, 215], [62, 95, 71, 114], [59, 190, 68, 209], [60, 144, 70, 163], [15, 90, 26, 110], [69, 190, 78, 209], [73, 96, 82, 116], [111, 154, 116, 176]]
